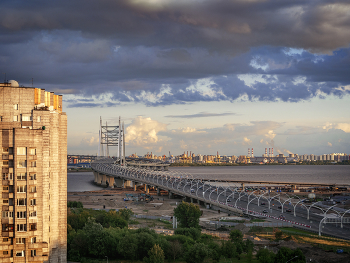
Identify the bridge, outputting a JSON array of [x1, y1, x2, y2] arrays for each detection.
[[91, 157, 350, 240]]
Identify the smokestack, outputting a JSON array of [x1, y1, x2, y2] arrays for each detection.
[[187, 151, 188, 157], [252, 148, 254, 157], [248, 148, 250, 156], [272, 148, 274, 156], [265, 148, 267, 156]]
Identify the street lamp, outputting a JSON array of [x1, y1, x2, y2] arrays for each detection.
[[105, 256, 108, 263], [286, 255, 298, 263]]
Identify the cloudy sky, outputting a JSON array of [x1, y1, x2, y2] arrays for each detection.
[[1, 0, 350, 156]]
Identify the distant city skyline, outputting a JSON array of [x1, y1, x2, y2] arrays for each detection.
[[1, 1, 349, 156]]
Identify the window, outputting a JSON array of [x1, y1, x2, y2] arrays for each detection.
[[29, 223, 37, 231], [17, 173, 26, 180], [17, 211, 26, 218], [29, 211, 37, 218], [17, 160, 26, 168], [3, 238, 8, 242], [2, 147, 9, 153], [17, 198, 26, 206], [37, 116, 41, 122], [29, 148, 36, 155], [3, 160, 8, 166], [30, 199, 36, 206], [17, 147, 26, 155], [16, 238, 25, 244], [29, 173, 36, 180], [30, 161, 36, 167], [3, 186, 8, 190], [16, 251, 25, 257], [21, 115, 31, 121], [17, 224, 27, 232], [3, 251, 8, 255], [2, 173, 13, 180], [2, 211, 13, 218], [2, 224, 14, 232], [31, 237, 36, 244], [13, 115, 18, 122], [31, 250, 36, 257], [13, 104, 18, 110], [30, 186, 36, 193], [17, 186, 26, 193], [3, 199, 8, 204]]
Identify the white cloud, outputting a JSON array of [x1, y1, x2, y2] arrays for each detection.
[[81, 136, 98, 146], [327, 142, 332, 147], [125, 116, 168, 148], [243, 137, 252, 145], [322, 122, 350, 133], [335, 123, 350, 133]]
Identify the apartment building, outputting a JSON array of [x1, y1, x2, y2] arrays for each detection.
[[0, 81, 67, 262]]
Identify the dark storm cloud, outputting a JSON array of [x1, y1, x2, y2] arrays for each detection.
[[1, 0, 350, 105], [165, 112, 236, 118]]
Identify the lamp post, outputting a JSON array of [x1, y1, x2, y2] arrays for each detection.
[[286, 255, 298, 263], [105, 256, 108, 263]]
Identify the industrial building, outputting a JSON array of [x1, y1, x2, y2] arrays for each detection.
[[0, 81, 67, 262]]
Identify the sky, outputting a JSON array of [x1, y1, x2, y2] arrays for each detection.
[[1, 0, 350, 157]]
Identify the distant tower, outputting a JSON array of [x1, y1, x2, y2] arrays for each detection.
[[251, 148, 254, 157], [99, 116, 125, 164], [265, 148, 267, 157], [272, 148, 274, 157], [248, 148, 250, 156]]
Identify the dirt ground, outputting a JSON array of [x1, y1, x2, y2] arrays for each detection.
[[67, 186, 228, 222], [68, 186, 350, 263]]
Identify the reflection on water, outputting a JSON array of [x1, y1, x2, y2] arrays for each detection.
[[68, 172, 103, 192], [67, 166, 350, 192]]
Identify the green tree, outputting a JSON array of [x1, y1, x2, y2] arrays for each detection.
[[118, 233, 139, 260], [275, 230, 283, 240], [221, 240, 236, 259], [144, 244, 165, 263], [256, 248, 275, 263], [174, 201, 201, 229], [185, 243, 208, 263], [229, 229, 243, 243], [174, 227, 201, 240], [168, 240, 183, 261]]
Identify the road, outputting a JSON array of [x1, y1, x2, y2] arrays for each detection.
[[92, 158, 350, 240]]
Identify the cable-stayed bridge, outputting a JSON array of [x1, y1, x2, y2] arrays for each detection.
[[91, 157, 350, 240]]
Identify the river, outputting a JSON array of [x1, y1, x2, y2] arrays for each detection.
[[68, 165, 350, 192]]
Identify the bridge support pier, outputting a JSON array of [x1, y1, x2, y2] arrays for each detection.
[[157, 187, 161, 196], [101, 174, 107, 186], [190, 198, 194, 203], [144, 184, 149, 194], [108, 176, 114, 188], [169, 191, 173, 199]]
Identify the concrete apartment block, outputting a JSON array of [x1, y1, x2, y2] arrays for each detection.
[[0, 81, 67, 263]]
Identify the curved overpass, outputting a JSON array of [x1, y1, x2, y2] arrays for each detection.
[[91, 158, 350, 239]]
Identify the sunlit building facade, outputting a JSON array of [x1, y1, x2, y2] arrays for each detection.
[[0, 81, 67, 262]]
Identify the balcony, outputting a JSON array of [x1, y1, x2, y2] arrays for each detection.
[[29, 180, 37, 185], [28, 242, 48, 249], [28, 255, 49, 262], [1, 218, 13, 224], [1, 258, 13, 263], [2, 192, 9, 198]]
